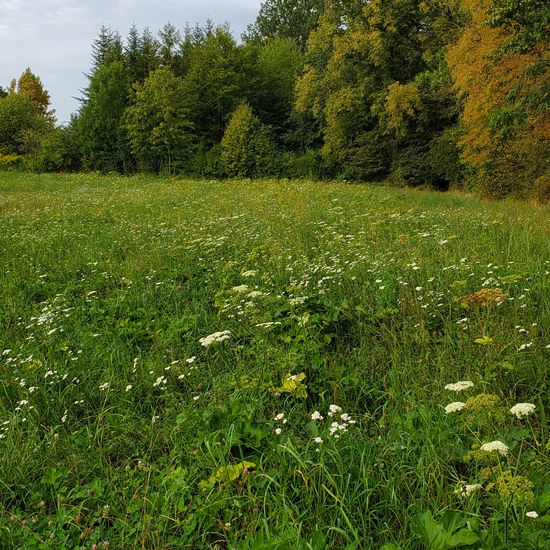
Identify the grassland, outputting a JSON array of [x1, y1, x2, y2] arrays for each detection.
[[0, 172, 548, 549]]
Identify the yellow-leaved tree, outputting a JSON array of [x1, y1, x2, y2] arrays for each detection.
[[447, 0, 549, 198]]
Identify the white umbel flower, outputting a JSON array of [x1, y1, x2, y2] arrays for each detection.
[[444, 381, 474, 392], [480, 440, 509, 455], [311, 411, 324, 421], [445, 402, 465, 414], [510, 403, 536, 419], [199, 330, 231, 347], [455, 483, 482, 496], [526, 511, 539, 518]]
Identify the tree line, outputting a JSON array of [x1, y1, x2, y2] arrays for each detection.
[[0, 0, 548, 200]]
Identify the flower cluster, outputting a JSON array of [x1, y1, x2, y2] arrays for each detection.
[[199, 330, 231, 347], [509, 402, 535, 419], [445, 401, 465, 414], [444, 380, 474, 392], [454, 483, 482, 497], [273, 412, 287, 435], [479, 440, 509, 455]]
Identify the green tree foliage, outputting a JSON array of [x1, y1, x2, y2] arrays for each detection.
[[78, 62, 130, 172], [245, 0, 325, 51], [159, 23, 182, 70], [182, 26, 251, 147], [124, 67, 193, 173], [124, 26, 160, 83], [252, 37, 304, 136], [91, 26, 124, 71], [221, 103, 275, 177], [0, 91, 51, 157], [295, 0, 464, 185], [6, 6, 544, 197], [488, 0, 550, 53]]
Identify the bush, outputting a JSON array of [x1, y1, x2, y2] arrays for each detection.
[[190, 145, 225, 178], [0, 152, 22, 170]]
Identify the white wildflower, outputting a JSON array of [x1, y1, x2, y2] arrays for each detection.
[[275, 427, 282, 435], [328, 404, 342, 417], [444, 381, 474, 392], [232, 285, 250, 293], [186, 356, 196, 364], [153, 376, 167, 387], [311, 411, 324, 421], [199, 330, 231, 347], [455, 483, 482, 496], [445, 402, 465, 414], [480, 440, 509, 455], [314, 437, 323, 444], [125, 384, 133, 392], [526, 511, 538, 518], [241, 270, 257, 277], [509, 403, 535, 419], [99, 382, 110, 391]]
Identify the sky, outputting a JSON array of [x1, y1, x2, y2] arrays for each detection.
[[0, 0, 261, 123]]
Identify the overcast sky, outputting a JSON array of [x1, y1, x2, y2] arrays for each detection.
[[0, 0, 261, 123]]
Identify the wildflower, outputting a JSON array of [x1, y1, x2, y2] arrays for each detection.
[[241, 270, 257, 277], [199, 330, 231, 347], [232, 285, 250, 293], [275, 428, 282, 435], [248, 290, 264, 298], [455, 483, 482, 496], [274, 413, 285, 421], [314, 437, 323, 444], [125, 384, 132, 392], [311, 411, 324, 421], [445, 402, 465, 414], [153, 376, 167, 387], [328, 404, 342, 417], [510, 403, 536, 419], [444, 381, 474, 392], [186, 356, 196, 364], [99, 382, 110, 391], [480, 440, 509, 455], [526, 511, 538, 518]]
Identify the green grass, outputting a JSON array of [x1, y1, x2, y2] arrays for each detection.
[[0, 172, 548, 549]]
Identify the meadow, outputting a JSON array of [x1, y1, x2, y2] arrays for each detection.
[[0, 172, 548, 549]]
